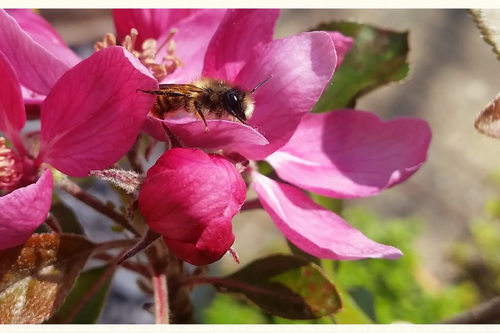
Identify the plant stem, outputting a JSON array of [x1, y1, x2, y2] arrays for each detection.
[[57, 178, 139, 236], [43, 213, 61, 233], [94, 238, 139, 253], [165, 255, 195, 324], [152, 273, 170, 324], [93, 252, 150, 278], [441, 294, 500, 324], [127, 134, 144, 174]]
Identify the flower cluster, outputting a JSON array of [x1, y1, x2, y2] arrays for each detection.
[[0, 9, 431, 267]]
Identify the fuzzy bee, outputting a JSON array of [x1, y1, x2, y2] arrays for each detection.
[[137, 76, 272, 131]]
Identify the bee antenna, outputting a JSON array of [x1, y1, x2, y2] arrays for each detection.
[[251, 75, 273, 94]]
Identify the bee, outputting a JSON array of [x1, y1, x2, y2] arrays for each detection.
[[137, 76, 272, 131]]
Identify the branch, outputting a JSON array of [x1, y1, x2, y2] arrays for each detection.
[[57, 178, 140, 236], [127, 134, 144, 174], [93, 252, 150, 278], [441, 294, 500, 324]]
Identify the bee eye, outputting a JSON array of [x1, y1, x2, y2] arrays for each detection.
[[223, 90, 246, 122]]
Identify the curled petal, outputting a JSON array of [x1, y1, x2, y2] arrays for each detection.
[[138, 148, 246, 265], [6, 9, 81, 68], [267, 110, 432, 198], [157, 9, 227, 83], [235, 32, 337, 160], [0, 9, 70, 96], [0, 51, 26, 154], [38, 46, 158, 177], [112, 9, 201, 46], [0, 168, 53, 250], [326, 31, 354, 68], [252, 172, 402, 260], [163, 117, 269, 150], [202, 9, 280, 79]]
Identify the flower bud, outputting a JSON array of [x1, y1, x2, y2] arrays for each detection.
[[138, 148, 246, 266]]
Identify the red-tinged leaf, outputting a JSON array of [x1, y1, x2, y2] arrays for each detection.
[[475, 93, 500, 139], [0, 233, 96, 323], [209, 254, 342, 320], [44, 265, 115, 324]]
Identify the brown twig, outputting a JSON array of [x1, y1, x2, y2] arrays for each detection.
[[441, 294, 500, 324], [57, 178, 140, 236], [43, 213, 62, 233], [93, 252, 150, 278], [127, 134, 144, 174], [93, 238, 139, 253]]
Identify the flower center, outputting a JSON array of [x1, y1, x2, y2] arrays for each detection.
[[95, 28, 184, 82], [0, 137, 23, 191]]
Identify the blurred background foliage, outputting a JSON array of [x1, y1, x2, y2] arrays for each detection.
[[202, 204, 490, 324]]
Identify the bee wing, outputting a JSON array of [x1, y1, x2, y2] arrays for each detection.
[[158, 84, 204, 97]]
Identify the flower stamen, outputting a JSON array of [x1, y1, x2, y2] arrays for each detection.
[[94, 28, 183, 82], [0, 137, 23, 190]]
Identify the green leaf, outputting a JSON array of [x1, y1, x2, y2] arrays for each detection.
[[210, 254, 342, 320], [348, 287, 377, 322], [45, 265, 115, 324], [0, 234, 96, 324], [322, 259, 373, 324], [310, 21, 409, 111], [203, 294, 269, 324], [50, 192, 84, 234], [469, 9, 500, 62]]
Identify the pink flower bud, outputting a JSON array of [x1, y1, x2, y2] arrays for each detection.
[[138, 148, 246, 266]]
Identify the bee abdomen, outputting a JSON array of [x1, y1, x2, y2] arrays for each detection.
[[152, 96, 186, 119]]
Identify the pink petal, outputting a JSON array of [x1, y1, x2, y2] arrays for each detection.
[[235, 32, 337, 160], [267, 110, 432, 199], [0, 168, 53, 250], [0, 51, 26, 154], [252, 172, 402, 260], [112, 9, 202, 46], [202, 9, 280, 80], [326, 31, 353, 69], [162, 117, 269, 151], [38, 46, 158, 177], [0, 9, 70, 96], [5, 9, 81, 68], [157, 9, 227, 83], [139, 148, 246, 265], [142, 115, 168, 141]]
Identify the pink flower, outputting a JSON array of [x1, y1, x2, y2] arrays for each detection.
[[138, 148, 246, 266], [154, 9, 432, 261], [0, 9, 226, 113], [0, 46, 157, 250]]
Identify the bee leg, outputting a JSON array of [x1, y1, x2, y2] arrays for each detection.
[[194, 101, 210, 132]]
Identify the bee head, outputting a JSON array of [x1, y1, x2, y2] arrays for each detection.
[[222, 89, 251, 124]]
